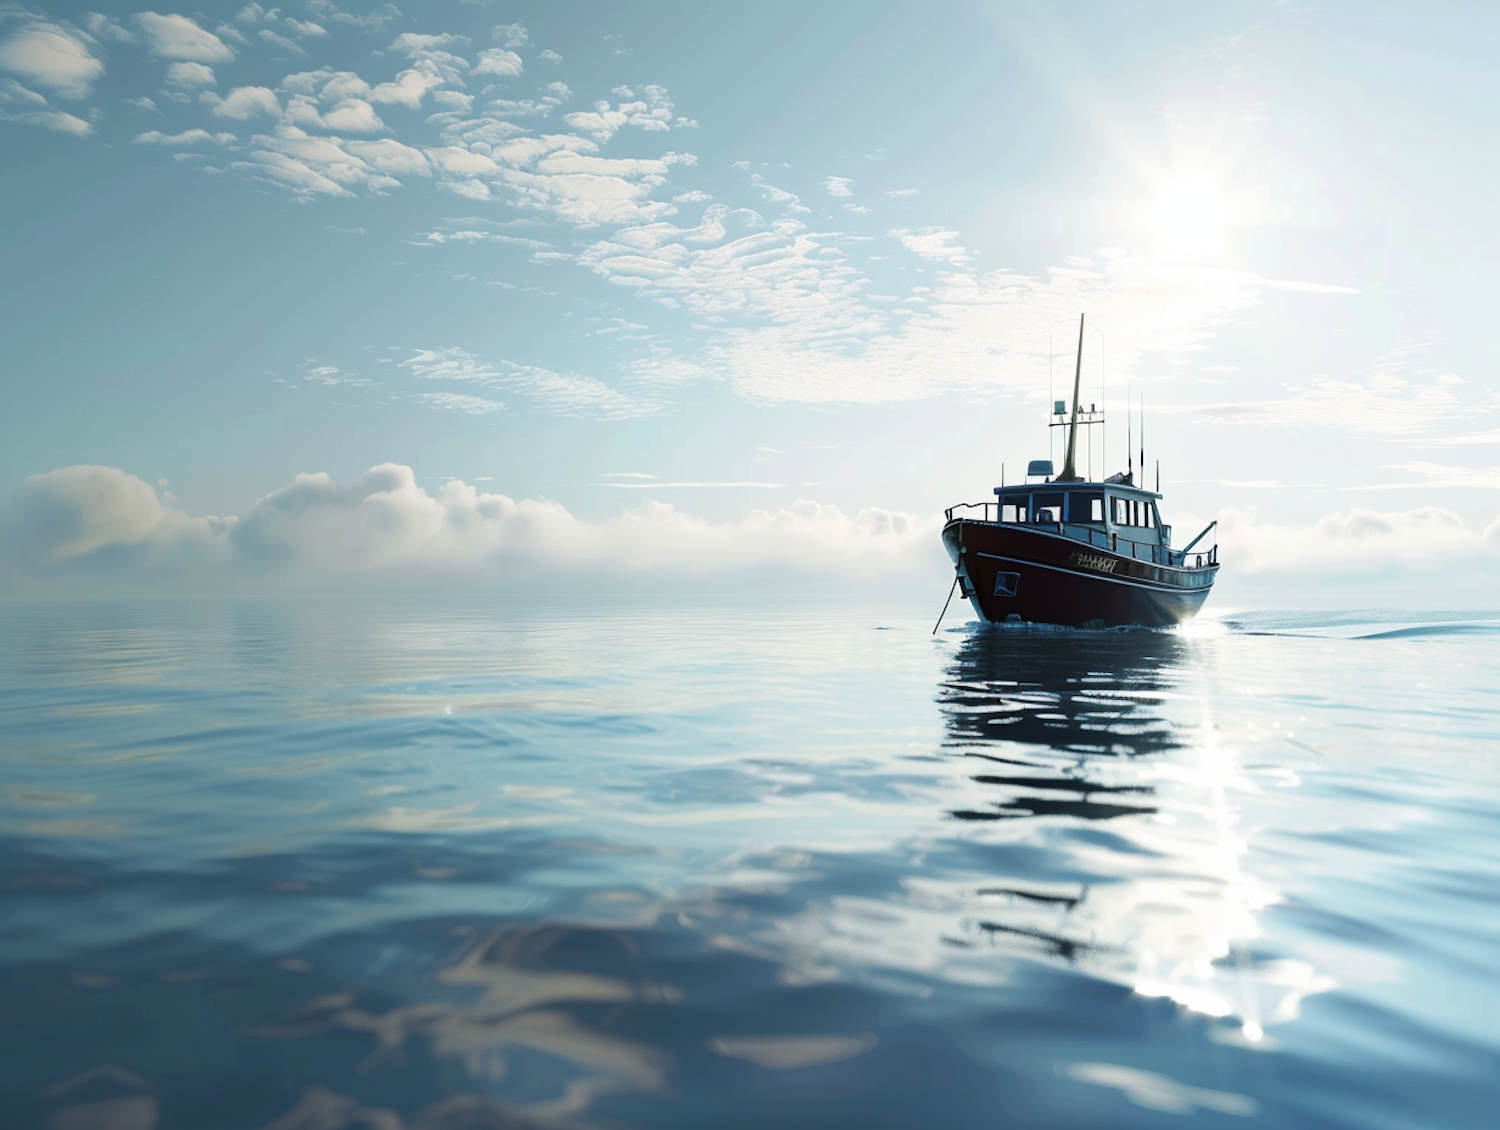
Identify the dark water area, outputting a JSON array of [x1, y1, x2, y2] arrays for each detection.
[[2, 598, 1498, 1129]]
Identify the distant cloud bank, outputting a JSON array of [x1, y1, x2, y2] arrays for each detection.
[[4, 465, 1498, 602], [4, 464, 937, 590]]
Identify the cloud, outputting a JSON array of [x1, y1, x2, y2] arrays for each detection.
[[400, 346, 652, 419], [577, 219, 1366, 406], [304, 1, 401, 31], [1213, 502, 1499, 597], [4, 464, 935, 586], [538, 49, 563, 64], [822, 176, 852, 197], [205, 85, 281, 120], [10, 465, 230, 571], [369, 66, 449, 109], [133, 13, 235, 63], [322, 98, 385, 133], [230, 131, 428, 197], [1189, 373, 1465, 437], [390, 32, 471, 56], [0, 78, 92, 135], [418, 392, 505, 414], [165, 61, 215, 88], [258, 28, 306, 55], [15, 465, 162, 562], [891, 227, 969, 263], [1371, 461, 1500, 490], [134, 128, 234, 145], [0, 23, 105, 99], [473, 49, 523, 78], [492, 23, 528, 48], [563, 86, 688, 142], [284, 19, 329, 40], [596, 481, 784, 489]]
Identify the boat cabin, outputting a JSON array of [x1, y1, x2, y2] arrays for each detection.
[[973, 455, 1201, 566], [991, 476, 1159, 524]]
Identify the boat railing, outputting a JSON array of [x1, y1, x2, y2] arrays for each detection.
[[944, 502, 996, 523], [946, 502, 1219, 570]]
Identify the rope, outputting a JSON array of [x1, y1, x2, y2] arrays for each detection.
[[932, 574, 960, 635]]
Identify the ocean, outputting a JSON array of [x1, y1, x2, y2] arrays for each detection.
[[2, 597, 1497, 1129]]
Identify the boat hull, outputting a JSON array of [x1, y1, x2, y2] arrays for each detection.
[[942, 520, 1216, 628]]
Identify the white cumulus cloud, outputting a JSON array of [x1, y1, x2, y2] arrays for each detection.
[[134, 12, 235, 63], [0, 23, 104, 99], [165, 61, 215, 87], [205, 85, 281, 120], [473, 49, 523, 78]]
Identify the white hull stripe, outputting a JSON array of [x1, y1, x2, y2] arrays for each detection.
[[950, 520, 1212, 577], [972, 551, 1213, 595]]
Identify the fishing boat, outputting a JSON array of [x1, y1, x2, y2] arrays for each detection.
[[939, 314, 1219, 629]]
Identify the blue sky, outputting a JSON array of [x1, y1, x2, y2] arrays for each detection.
[[2, 1, 1497, 601]]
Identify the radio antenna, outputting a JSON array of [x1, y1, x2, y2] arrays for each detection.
[[1140, 392, 1146, 487], [1127, 381, 1133, 482]]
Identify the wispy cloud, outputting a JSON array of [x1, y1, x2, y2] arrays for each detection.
[[400, 347, 653, 419], [1365, 461, 1500, 490], [1189, 372, 1466, 436], [417, 392, 505, 415], [594, 481, 785, 489], [0, 77, 92, 135]]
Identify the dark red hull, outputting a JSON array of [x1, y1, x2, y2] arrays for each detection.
[[942, 520, 1217, 628]]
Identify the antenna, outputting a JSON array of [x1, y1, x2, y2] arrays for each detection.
[[1058, 314, 1086, 481], [1140, 392, 1146, 486], [1048, 334, 1054, 469], [1101, 331, 1106, 482], [1127, 381, 1133, 482], [1156, 459, 1160, 493]]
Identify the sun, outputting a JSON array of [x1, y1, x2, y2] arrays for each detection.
[[1148, 169, 1232, 262]]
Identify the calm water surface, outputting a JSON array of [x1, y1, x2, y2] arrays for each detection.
[[2, 598, 1497, 1129]]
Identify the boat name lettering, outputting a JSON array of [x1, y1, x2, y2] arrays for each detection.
[[1069, 552, 1117, 574]]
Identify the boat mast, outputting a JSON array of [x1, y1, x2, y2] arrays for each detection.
[[1058, 313, 1086, 482]]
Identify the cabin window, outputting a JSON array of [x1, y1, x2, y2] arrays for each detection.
[[1000, 503, 1024, 524], [1068, 492, 1103, 525], [1108, 496, 1157, 528], [1031, 492, 1063, 523]]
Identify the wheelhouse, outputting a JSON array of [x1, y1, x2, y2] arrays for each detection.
[[989, 482, 1165, 542], [941, 477, 1216, 571]]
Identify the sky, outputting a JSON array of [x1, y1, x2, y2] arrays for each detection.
[[2, 1, 1498, 605]]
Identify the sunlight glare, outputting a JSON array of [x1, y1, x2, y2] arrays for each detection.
[[1148, 169, 1232, 261]]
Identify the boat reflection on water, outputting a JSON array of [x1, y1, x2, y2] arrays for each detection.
[[934, 626, 1324, 1040], [941, 628, 1184, 824]]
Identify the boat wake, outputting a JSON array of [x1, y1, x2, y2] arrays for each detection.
[[1218, 611, 1500, 640]]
